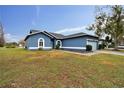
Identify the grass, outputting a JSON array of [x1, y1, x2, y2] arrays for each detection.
[[115, 49, 124, 53], [104, 48, 124, 53], [0, 48, 124, 88]]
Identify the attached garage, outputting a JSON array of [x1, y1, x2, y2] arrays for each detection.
[[87, 39, 98, 51]]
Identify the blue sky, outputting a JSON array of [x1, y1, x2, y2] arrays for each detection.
[[0, 5, 96, 42]]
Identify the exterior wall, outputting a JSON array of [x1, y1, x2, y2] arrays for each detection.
[[25, 33, 53, 50], [61, 36, 98, 50], [62, 37, 86, 49]]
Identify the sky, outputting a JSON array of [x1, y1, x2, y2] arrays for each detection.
[[0, 5, 97, 42]]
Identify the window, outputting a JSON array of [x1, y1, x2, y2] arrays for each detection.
[[38, 38, 44, 48]]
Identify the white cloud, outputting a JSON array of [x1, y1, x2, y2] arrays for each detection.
[[4, 33, 19, 42], [55, 26, 94, 35]]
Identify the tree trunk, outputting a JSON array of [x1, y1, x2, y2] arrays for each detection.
[[0, 23, 4, 47], [106, 42, 109, 48], [114, 37, 118, 50]]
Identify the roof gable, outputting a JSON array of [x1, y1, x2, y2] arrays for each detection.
[[24, 30, 98, 41], [44, 31, 65, 39], [24, 31, 54, 41]]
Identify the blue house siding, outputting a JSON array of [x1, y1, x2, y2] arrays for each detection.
[[61, 36, 98, 50], [62, 37, 86, 48], [25, 33, 53, 50]]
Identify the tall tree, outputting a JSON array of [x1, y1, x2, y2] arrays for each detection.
[[87, 5, 124, 50], [0, 22, 5, 47]]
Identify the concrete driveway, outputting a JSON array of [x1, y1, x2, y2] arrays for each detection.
[[61, 50, 124, 56]]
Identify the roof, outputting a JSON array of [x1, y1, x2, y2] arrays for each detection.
[[24, 30, 54, 41], [29, 30, 40, 34], [45, 31, 65, 39], [64, 32, 86, 39], [24, 30, 98, 41]]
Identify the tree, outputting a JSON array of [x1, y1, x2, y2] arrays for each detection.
[[87, 5, 124, 50], [18, 39, 25, 47], [105, 36, 112, 48], [0, 22, 5, 47], [5, 42, 17, 48]]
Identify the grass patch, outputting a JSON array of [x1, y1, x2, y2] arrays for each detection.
[[104, 48, 124, 53], [0, 48, 124, 87]]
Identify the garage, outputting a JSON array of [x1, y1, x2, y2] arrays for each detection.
[[87, 39, 98, 51]]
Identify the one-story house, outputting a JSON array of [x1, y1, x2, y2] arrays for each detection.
[[24, 30, 99, 51]]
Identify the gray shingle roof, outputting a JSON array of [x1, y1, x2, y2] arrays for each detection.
[[24, 30, 54, 41], [30, 30, 40, 34], [63, 32, 87, 39], [24, 30, 98, 41], [46, 32, 65, 39]]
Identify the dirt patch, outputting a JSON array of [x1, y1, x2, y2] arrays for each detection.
[[101, 61, 115, 67], [30, 55, 47, 59], [48, 51, 65, 58]]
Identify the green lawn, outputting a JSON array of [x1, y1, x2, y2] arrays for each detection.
[[0, 48, 124, 88]]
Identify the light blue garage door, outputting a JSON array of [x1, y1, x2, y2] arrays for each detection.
[[87, 40, 97, 51]]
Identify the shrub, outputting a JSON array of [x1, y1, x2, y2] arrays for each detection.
[[108, 42, 115, 48], [5, 43, 16, 48], [86, 45, 92, 51], [98, 44, 102, 50], [55, 44, 60, 49], [38, 48, 43, 50], [98, 43, 106, 49], [98, 44, 106, 49], [6, 45, 16, 48]]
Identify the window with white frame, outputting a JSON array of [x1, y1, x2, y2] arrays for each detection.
[[38, 38, 44, 48]]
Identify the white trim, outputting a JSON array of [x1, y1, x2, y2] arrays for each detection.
[[43, 47, 52, 49], [87, 39, 98, 42], [28, 47, 38, 50], [86, 39, 98, 45], [28, 47, 52, 50], [61, 47, 86, 49], [38, 38, 45, 48], [56, 40, 62, 48]]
